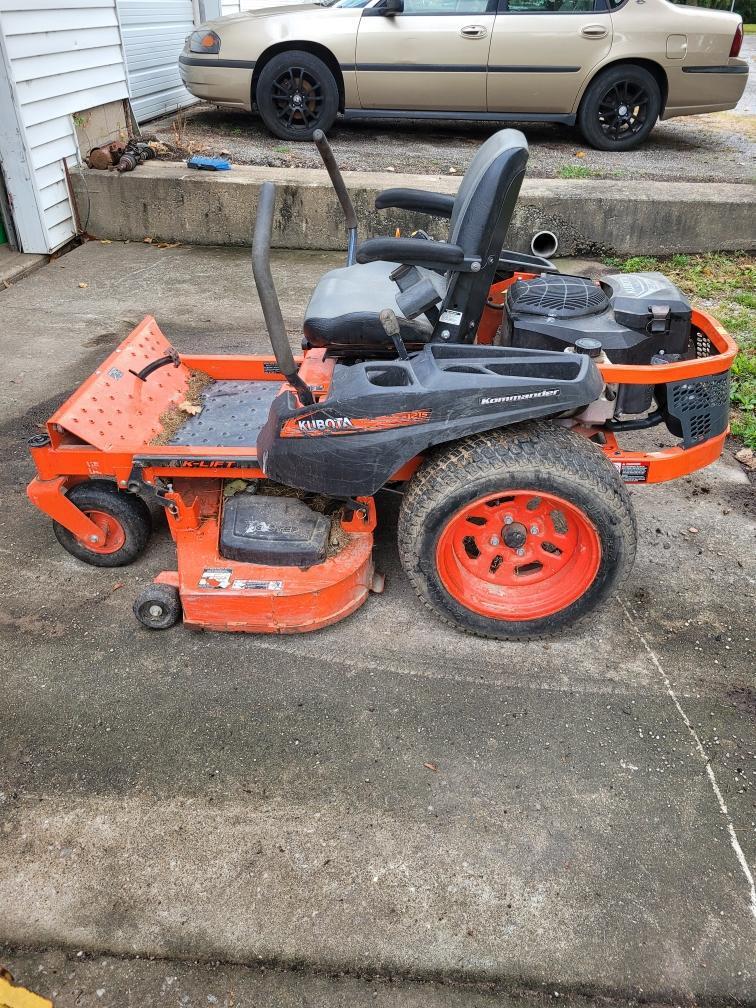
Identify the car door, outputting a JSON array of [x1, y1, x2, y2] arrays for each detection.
[[487, 0, 613, 115], [355, 0, 496, 112]]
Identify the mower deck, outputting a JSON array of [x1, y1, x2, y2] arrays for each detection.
[[155, 482, 377, 634]]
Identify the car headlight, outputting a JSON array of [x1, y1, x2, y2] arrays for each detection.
[[189, 30, 221, 54]]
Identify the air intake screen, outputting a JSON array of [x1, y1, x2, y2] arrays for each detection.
[[507, 275, 610, 319]]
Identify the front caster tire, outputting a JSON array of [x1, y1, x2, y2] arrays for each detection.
[[53, 482, 152, 568], [133, 584, 182, 630], [577, 64, 660, 151], [398, 424, 637, 640], [255, 50, 339, 141]]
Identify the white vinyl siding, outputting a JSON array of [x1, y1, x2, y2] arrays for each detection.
[[0, 0, 128, 252], [118, 0, 196, 122]]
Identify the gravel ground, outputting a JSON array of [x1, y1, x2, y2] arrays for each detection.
[[146, 39, 755, 182]]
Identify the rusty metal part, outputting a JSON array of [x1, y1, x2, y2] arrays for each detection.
[[85, 141, 125, 170], [116, 141, 157, 173]]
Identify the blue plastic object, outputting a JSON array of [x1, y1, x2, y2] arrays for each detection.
[[186, 156, 231, 171]]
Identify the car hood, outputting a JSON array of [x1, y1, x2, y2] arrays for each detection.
[[207, 1, 322, 26]]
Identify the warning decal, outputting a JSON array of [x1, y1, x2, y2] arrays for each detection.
[[613, 461, 649, 483]]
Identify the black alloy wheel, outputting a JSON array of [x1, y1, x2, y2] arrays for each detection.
[[598, 79, 650, 143], [256, 51, 339, 141], [578, 65, 661, 152]]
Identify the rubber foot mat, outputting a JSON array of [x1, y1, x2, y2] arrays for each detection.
[[168, 381, 282, 447]]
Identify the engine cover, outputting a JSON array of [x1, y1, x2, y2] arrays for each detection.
[[505, 272, 692, 365]]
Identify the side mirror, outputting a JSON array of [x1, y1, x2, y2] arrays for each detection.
[[381, 0, 404, 15]]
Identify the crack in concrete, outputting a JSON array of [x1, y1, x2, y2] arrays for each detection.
[[618, 596, 756, 922]]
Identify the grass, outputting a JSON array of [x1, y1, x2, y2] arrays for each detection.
[[557, 164, 596, 179], [604, 253, 756, 448], [743, 23, 755, 32]]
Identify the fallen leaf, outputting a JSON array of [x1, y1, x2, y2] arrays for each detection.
[[688, 526, 699, 534], [575, 150, 586, 158], [100, 239, 112, 244], [735, 447, 755, 470], [179, 400, 202, 415], [78, 282, 88, 289], [143, 236, 154, 244], [423, 761, 438, 772], [448, 167, 459, 174], [386, 165, 396, 172]]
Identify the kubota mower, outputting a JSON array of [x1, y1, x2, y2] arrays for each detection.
[[27, 130, 737, 639]]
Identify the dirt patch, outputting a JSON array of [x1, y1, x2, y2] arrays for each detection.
[[150, 370, 215, 446], [145, 100, 755, 184]]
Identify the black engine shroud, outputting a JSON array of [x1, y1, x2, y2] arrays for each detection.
[[505, 272, 693, 416]]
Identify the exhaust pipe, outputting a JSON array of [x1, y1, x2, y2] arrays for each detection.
[[531, 230, 559, 259]]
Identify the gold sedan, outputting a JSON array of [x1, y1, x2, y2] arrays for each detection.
[[179, 0, 748, 150]]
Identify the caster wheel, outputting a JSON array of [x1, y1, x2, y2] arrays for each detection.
[[53, 481, 151, 568], [133, 584, 182, 630]]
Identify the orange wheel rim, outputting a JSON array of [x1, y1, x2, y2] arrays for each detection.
[[77, 509, 126, 555], [435, 490, 601, 621]]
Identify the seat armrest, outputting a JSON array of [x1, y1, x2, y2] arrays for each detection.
[[357, 237, 468, 271], [375, 188, 455, 218]]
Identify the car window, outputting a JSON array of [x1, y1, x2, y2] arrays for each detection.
[[401, 0, 493, 10], [505, 0, 599, 11]]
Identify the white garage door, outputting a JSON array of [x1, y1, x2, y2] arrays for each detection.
[[118, 0, 197, 122]]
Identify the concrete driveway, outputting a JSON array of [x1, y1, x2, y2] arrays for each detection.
[[0, 243, 754, 1005]]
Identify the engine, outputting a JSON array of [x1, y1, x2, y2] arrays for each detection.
[[504, 272, 693, 415]]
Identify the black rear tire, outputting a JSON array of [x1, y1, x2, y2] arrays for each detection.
[[256, 50, 339, 141], [53, 482, 152, 568], [133, 584, 182, 630], [398, 424, 637, 640], [578, 64, 661, 151]]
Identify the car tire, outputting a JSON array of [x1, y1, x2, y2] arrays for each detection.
[[577, 64, 661, 151], [256, 50, 339, 141]]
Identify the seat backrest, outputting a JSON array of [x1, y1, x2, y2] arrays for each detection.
[[441, 129, 529, 342]]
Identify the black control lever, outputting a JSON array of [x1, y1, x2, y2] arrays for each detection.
[[313, 129, 358, 266], [380, 308, 409, 361]]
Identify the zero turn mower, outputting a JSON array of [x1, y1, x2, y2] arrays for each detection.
[[27, 130, 737, 639]]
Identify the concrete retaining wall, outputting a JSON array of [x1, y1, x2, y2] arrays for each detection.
[[71, 162, 755, 256]]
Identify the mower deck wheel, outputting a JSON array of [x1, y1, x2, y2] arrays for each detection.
[[398, 422, 637, 640], [53, 481, 152, 568], [133, 583, 182, 630]]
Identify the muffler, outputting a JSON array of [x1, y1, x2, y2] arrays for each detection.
[[530, 230, 559, 258]]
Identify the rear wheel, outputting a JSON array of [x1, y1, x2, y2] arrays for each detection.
[[255, 50, 339, 141], [578, 64, 661, 151], [53, 482, 152, 568], [398, 424, 637, 639]]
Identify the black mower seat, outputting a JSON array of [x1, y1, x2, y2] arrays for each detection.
[[303, 259, 444, 350], [303, 128, 528, 352]]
